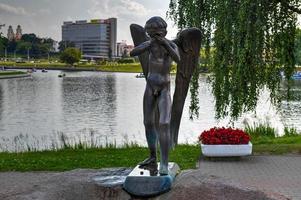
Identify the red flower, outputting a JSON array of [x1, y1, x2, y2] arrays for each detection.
[[199, 127, 251, 145]]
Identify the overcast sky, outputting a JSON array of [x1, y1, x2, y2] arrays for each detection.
[[0, 0, 179, 44], [0, 0, 300, 44]]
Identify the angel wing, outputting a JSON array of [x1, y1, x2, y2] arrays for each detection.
[[130, 23, 160, 138], [130, 24, 149, 78], [171, 28, 202, 146]]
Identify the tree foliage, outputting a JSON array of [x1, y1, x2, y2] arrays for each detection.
[[0, 36, 8, 54], [60, 47, 81, 66], [295, 28, 301, 66], [1, 33, 55, 58], [169, 0, 301, 120], [58, 40, 75, 52]]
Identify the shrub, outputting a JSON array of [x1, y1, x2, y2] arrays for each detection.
[[60, 48, 81, 66], [117, 58, 135, 64], [244, 123, 276, 138], [284, 127, 299, 136]]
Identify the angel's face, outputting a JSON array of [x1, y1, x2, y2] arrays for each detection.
[[146, 28, 167, 38]]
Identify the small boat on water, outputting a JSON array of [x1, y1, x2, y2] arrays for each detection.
[[41, 69, 48, 73], [135, 73, 145, 78], [292, 71, 301, 80], [27, 68, 37, 73], [58, 73, 66, 78], [281, 71, 301, 80]]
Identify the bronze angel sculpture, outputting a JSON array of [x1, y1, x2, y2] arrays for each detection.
[[130, 16, 201, 175]]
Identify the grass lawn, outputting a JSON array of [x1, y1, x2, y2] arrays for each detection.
[[0, 134, 300, 172], [252, 135, 301, 154], [0, 145, 200, 171], [0, 61, 143, 73], [0, 71, 27, 76], [96, 63, 142, 73], [0, 61, 178, 73]]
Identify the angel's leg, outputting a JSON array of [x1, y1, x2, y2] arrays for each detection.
[[158, 87, 171, 175], [140, 83, 158, 166]]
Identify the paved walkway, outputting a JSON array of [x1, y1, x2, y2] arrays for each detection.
[[198, 155, 301, 200]]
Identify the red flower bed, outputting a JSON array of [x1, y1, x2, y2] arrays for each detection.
[[199, 127, 250, 145]]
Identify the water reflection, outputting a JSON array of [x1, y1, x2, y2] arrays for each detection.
[[61, 72, 117, 141], [280, 79, 301, 129], [0, 84, 3, 122], [0, 71, 300, 151]]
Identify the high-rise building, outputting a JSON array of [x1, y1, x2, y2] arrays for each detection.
[[62, 18, 117, 59], [117, 40, 127, 57], [15, 25, 22, 40], [117, 41, 134, 57], [7, 25, 14, 41]]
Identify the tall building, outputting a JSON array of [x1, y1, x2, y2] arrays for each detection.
[[15, 25, 22, 40], [62, 18, 117, 59], [7, 25, 14, 41], [117, 41, 134, 57], [117, 40, 127, 57]]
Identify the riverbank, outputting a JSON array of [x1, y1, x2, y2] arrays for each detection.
[[0, 145, 200, 171], [0, 70, 31, 79], [0, 134, 300, 172], [1, 63, 143, 73], [0, 61, 178, 73], [0, 61, 145, 73]]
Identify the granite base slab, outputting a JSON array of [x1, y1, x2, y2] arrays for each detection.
[[123, 162, 180, 197]]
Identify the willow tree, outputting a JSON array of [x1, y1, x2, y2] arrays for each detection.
[[168, 0, 301, 120]]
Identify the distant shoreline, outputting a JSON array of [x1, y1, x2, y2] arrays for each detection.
[[1, 63, 144, 73], [0, 71, 31, 79], [0, 73, 31, 79]]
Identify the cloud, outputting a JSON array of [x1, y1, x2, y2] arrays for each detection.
[[38, 8, 51, 14], [0, 3, 31, 16], [120, 0, 148, 15], [88, 0, 149, 19]]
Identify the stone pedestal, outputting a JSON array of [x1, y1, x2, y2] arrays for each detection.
[[123, 162, 180, 197]]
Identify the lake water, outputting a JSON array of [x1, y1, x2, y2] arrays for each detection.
[[0, 71, 300, 151]]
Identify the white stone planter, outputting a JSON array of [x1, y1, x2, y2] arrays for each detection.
[[201, 142, 252, 157]]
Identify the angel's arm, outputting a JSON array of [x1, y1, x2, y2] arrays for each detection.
[[166, 41, 180, 63], [130, 41, 151, 57], [159, 38, 180, 63]]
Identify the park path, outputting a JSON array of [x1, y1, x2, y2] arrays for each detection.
[[198, 155, 301, 199], [0, 155, 300, 199]]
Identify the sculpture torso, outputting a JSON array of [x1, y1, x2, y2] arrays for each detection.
[[129, 16, 181, 175], [147, 40, 173, 95], [129, 18, 202, 176]]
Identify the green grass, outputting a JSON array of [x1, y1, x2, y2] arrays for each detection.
[[0, 123, 300, 172], [0, 61, 66, 67], [0, 145, 199, 171], [0, 61, 178, 73], [253, 144, 301, 154], [0, 139, 300, 172], [0, 139, 300, 171], [96, 63, 142, 73], [245, 123, 277, 138], [0, 61, 143, 73], [0, 71, 27, 76]]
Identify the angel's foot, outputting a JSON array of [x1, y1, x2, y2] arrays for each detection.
[[159, 165, 169, 176], [138, 157, 156, 167]]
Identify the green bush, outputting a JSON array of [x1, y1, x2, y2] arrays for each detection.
[[117, 58, 135, 64], [284, 127, 299, 136], [60, 48, 81, 66], [244, 123, 276, 138]]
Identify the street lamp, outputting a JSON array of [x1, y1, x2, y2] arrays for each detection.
[[27, 48, 30, 62], [4, 47, 7, 62]]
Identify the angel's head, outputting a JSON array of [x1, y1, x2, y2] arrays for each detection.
[[145, 16, 167, 38]]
